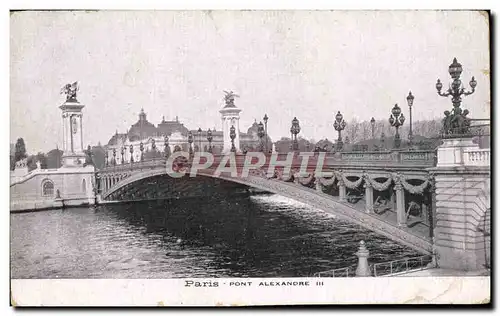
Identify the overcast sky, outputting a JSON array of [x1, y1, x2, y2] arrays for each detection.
[[10, 10, 490, 154]]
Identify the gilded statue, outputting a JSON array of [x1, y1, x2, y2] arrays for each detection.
[[60, 81, 79, 102]]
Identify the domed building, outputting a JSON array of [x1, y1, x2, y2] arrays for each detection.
[[104, 108, 271, 164]]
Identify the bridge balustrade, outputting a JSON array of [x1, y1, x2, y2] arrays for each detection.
[[463, 148, 490, 167], [98, 149, 437, 173]]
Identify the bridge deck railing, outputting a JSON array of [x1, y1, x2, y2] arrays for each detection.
[[313, 267, 351, 278], [372, 255, 433, 277], [312, 255, 432, 278], [97, 149, 437, 173]]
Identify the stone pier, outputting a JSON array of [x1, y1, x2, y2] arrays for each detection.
[[430, 138, 490, 271]]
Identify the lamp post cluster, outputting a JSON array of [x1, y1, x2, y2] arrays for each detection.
[[370, 117, 375, 139], [389, 104, 405, 149], [263, 114, 269, 152], [121, 146, 125, 164], [197, 128, 202, 152], [207, 129, 213, 153], [406, 91, 414, 145], [333, 111, 347, 151], [436, 57, 476, 136], [188, 131, 194, 157], [257, 121, 265, 152], [229, 125, 236, 152], [290, 117, 301, 151]]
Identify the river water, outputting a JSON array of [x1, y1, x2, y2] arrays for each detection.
[[11, 194, 419, 278]]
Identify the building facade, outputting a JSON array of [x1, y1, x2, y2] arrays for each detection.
[[104, 108, 269, 164]]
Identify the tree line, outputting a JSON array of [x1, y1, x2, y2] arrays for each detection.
[[10, 138, 108, 171]]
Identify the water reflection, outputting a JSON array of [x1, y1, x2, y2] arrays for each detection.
[[11, 194, 420, 278]]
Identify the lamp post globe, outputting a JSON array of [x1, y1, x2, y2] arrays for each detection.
[[448, 57, 463, 79]]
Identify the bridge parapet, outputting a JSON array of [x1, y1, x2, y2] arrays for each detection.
[[97, 150, 437, 174], [463, 148, 490, 167], [328, 150, 435, 168]]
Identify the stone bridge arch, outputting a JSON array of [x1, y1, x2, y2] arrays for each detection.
[[100, 168, 432, 255]]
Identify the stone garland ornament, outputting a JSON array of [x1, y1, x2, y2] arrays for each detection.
[[399, 174, 430, 195], [365, 174, 393, 192], [297, 173, 314, 185], [336, 171, 363, 189], [318, 174, 336, 187]]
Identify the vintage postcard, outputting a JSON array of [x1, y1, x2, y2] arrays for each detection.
[[9, 10, 491, 306]]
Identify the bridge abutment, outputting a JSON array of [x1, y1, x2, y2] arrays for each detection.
[[431, 138, 490, 271]]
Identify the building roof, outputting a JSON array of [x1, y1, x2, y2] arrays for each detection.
[[107, 132, 128, 146], [106, 108, 272, 145]]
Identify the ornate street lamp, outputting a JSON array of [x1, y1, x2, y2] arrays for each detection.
[[164, 135, 170, 158], [139, 142, 144, 161], [389, 104, 405, 148], [230, 125, 236, 152], [105, 150, 109, 167], [129, 144, 134, 163], [151, 138, 156, 152], [198, 127, 202, 152], [112, 148, 116, 166], [188, 131, 194, 157], [380, 132, 386, 150], [370, 117, 376, 139], [290, 117, 301, 151], [406, 91, 415, 145], [120, 146, 125, 164], [263, 114, 269, 152], [206, 128, 213, 153], [257, 121, 265, 152], [436, 58, 476, 136], [333, 111, 347, 151]]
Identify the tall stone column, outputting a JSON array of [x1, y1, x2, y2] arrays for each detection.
[[421, 201, 428, 224], [364, 180, 373, 213], [315, 178, 322, 192], [60, 97, 87, 167], [394, 180, 406, 227], [219, 93, 242, 153], [338, 178, 346, 202]]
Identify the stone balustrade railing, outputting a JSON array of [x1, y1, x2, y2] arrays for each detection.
[[98, 149, 437, 173], [10, 168, 60, 186], [463, 148, 490, 167], [327, 150, 436, 168]]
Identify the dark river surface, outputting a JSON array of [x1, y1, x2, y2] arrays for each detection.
[[11, 194, 420, 278]]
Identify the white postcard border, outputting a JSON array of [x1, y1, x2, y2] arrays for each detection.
[[11, 277, 490, 306]]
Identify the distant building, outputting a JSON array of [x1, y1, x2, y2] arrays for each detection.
[[104, 108, 271, 163]]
